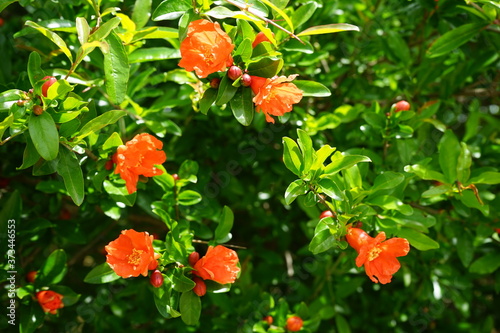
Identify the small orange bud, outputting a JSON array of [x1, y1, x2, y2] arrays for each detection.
[[150, 270, 164, 288], [210, 78, 221, 89], [228, 66, 242, 81], [16, 100, 26, 107], [394, 100, 410, 112], [319, 210, 335, 220], [188, 252, 200, 267], [263, 315, 273, 325], [26, 271, 37, 283], [252, 31, 273, 48], [41, 76, 57, 98], [33, 105, 43, 116], [286, 316, 303, 332], [192, 277, 206, 296]]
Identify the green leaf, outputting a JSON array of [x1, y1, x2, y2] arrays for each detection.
[[439, 130, 461, 183], [132, 0, 152, 29], [0, 114, 14, 141], [178, 190, 202, 206], [200, 88, 217, 115], [75, 110, 126, 141], [39, 249, 67, 285], [46, 79, 73, 101], [131, 27, 178, 42], [51, 285, 81, 307], [215, 75, 238, 106], [282, 137, 303, 176], [297, 129, 313, 174], [17, 134, 41, 170], [469, 253, 500, 274], [129, 47, 180, 63], [76, 17, 90, 45], [318, 178, 344, 201], [367, 195, 413, 215], [180, 291, 201, 326], [25, 21, 73, 62], [371, 172, 405, 193], [293, 80, 331, 97], [230, 87, 254, 126], [173, 269, 197, 292], [102, 32, 129, 104], [0, 1, 18, 13], [292, 2, 319, 29], [396, 228, 439, 251], [19, 303, 44, 333], [469, 171, 500, 185], [247, 56, 284, 78], [205, 6, 237, 19], [297, 23, 360, 37], [178, 160, 198, 183], [259, 0, 294, 31], [404, 162, 447, 183], [215, 206, 234, 243], [84, 262, 121, 284], [311, 145, 336, 171], [233, 38, 253, 63], [103, 179, 137, 206], [89, 17, 122, 42], [457, 230, 474, 268], [457, 142, 472, 184], [427, 23, 486, 58], [422, 184, 453, 198], [27, 52, 46, 87], [153, 0, 191, 21], [323, 153, 371, 175], [336, 314, 352, 333], [309, 219, 344, 254], [284, 179, 307, 205], [56, 147, 85, 206], [28, 112, 59, 161]]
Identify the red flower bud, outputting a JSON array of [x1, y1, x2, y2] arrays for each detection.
[[286, 316, 303, 332], [252, 31, 274, 48], [192, 277, 206, 296], [263, 315, 273, 325], [394, 100, 410, 112], [228, 66, 242, 81], [0, 18, 4, 27], [188, 251, 200, 267], [33, 105, 43, 116], [210, 78, 221, 89], [104, 160, 114, 171], [319, 210, 335, 220], [41, 76, 57, 98], [150, 270, 164, 288], [172, 173, 180, 181], [26, 271, 37, 283], [16, 100, 26, 107], [241, 73, 252, 87]]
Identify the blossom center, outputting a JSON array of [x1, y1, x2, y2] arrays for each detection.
[[367, 247, 382, 261], [128, 248, 143, 265]]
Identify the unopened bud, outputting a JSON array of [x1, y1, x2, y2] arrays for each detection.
[[188, 252, 200, 267], [286, 316, 303, 332], [150, 270, 164, 288], [192, 277, 206, 296], [394, 100, 410, 112], [26, 271, 37, 283], [210, 78, 221, 89], [41, 76, 57, 98], [241, 74, 252, 87], [33, 105, 43, 116], [228, 66, 242, 81]]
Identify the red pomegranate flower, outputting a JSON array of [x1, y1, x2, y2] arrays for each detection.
[[36, 290, 64, 314], [112, 133, 166, 194], [192, 245, 240, 284], [178, 19, 235, 78], [346, 227, 410, 284], [250, 75, 303, 123], [105, 229, 161, 278]]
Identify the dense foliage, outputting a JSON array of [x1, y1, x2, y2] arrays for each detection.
[[1, 0, 499, 332]]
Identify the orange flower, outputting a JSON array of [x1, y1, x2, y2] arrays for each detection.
[[250, 75, 303, 123], [346, 227, 410, 284], [178, 19, 235, 78], [112, 133, 166, 194], [192, 245, 240, 284], [105, 229, 161, 278], [36, 290, 64, 314]]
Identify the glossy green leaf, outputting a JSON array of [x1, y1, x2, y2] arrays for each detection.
[[292, 2, 319, 29], [323, 153, 371, 175], [247, 57, 284, 78], [131, 27, 178, 42], [129, 47, 180, 63], [469, 253, 500, 274], [103, 179, 137, 206], [89, 17, 122, 42], [371, 171, 405, 193], [56, 147, 85, 206], [294, 80, 331, 97], [178, 190, 202, 206], [318, 178, 344, 201], [282, 137, 303, 176], [173, 269, 197, 292], [46, 79, 73, 101], [368, 195, 413, 215], [153, 0, 191, 21], [404, 163, 447, 183], [0, 114, 14, 141], [457, 230, 474, 268], [84, 262, 121, 284], [75, 110, 126, 141], [215, 206, 234, 243], [76, 17, 90, 45], [397, 228, 439, 251], [230, 87, 254, 126], [309, 219, 345, 254], [468, 171, 500, 185], [427, 23, 486, 58], [284, 179, 307, 205], [17, 134, 41, 170], [297, 129, 313, 174], [25, 21, 73, 61], [102, 32, 129, 104], [27, 52, 46, 87], [439, 130, 461, 183], [215, 75, 238, 106], [28, 112, 59, 161], [457, 142, 472, 184], [200, 88, 217, 115], [132, 0, 152, 29], [38, 249, 67, 285], [0, 1, 18, 12], [311, 145, 336, 171], [297, 23, 360, 37], [421, 184, 453, 198], [336, 314, 351, 333], [180, 291, 201, 326], [205, 6, 237, 19]]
